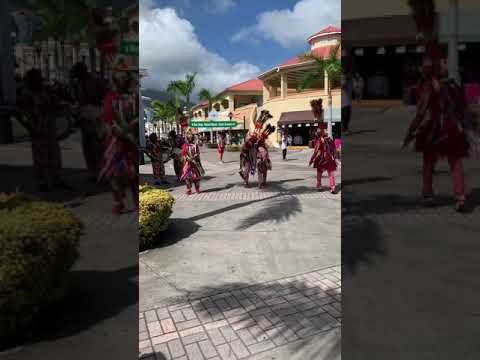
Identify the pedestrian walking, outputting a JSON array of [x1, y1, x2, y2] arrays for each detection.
[[353, 72, 364, 102], [281, 132, 288, 160], [217, 131, 226, 163], [342, 74, 353, 135]]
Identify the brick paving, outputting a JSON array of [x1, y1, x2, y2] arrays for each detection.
[[139, 266, 341, 359], [170, 191, 338, 202]]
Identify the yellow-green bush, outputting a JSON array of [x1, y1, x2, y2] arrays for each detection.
[[139, 185, 175, 250], [0, 193, 82, 349]]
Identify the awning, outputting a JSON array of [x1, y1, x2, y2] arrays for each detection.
[[342, 15, 417, 48], [278, 109, 341, 126], [278, 111, 318, 126]]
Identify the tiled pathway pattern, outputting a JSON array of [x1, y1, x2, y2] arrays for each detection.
[[139, 266, 341, 359], [171, 191, 339, 202]]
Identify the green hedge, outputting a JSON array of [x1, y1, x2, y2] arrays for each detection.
[[0, 193, 82, 349], [139, 185, 175, 250]]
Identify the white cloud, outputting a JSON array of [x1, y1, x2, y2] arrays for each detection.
[[206, 0, 236, 13], [139, 0, 259, 100], [232, 0, 340, 48]]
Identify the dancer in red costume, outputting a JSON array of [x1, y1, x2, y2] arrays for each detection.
[[217, 131, 226, 163], [310, 124, 337, 193], [403, 58, 478, 211], [239, 110, 275, 188], [181, 129, 205, 195], [98, 56, 139, 215]]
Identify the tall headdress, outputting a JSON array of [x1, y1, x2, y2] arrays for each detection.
[[408, 0, 440, 76], [254, 110, 273, 132], [310, 99, 323, 120]]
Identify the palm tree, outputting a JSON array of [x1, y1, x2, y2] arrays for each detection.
[[34, 0, 93, 81], [198, 88, 224, 113], [151, 100, 177, 134], [176, 73, 197, 107], [297, 44, 341, 135], [166, 80, 184, 132]]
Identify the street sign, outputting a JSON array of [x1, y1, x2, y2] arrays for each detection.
[[119, 40, 139, 56], [189, 121, 238, 128]]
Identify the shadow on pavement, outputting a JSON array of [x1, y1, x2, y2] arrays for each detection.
[[340, 176, 392, 187], [236, 196, 302, 230], [0, 165, 110, 203], [8, 266, 138, 353], [159, 278, 341, 360], [199, 184, 235, 193], [347, 129, 377, 136], [153, 218, 201, 248]]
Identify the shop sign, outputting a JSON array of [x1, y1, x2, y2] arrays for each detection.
[[189, 121, 238, 128], [119, 40, 138, 56]]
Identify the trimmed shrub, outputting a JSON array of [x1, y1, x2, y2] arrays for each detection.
[[207, 143, 217, 149], [0, 193, 82, 349], [139, 185, 175, 250]]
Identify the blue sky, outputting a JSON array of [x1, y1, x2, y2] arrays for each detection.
[[140, 0, 340, 99]]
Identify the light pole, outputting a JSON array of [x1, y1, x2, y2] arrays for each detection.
[[0, 0, 16, 144], [139, 68, 148, 165], [447, 0, 460, 84], [328, 96, 333, 138]]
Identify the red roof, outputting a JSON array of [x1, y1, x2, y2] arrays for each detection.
[[191, 99, 209, 110], [278, 45, 339, 68], [307, 26, 341, 43], [224, 79, 263, 92]]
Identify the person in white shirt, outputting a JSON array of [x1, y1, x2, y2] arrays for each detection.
[[353, 72, 364, 102], [342, 75, 353, 135], [294, 134, 303, 145], [281, 132, 288, 160]]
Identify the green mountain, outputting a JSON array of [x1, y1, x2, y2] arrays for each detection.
[[141, 88, 194, 108]]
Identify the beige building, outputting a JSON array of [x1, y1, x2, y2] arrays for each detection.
[[259, 26, 341, 147], [343, 0, 480, 100], [191, 79, 263, 141], [190, 26, 341, 147]]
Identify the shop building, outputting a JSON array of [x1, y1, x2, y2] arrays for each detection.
[[342, 0, 480, 102], [259, 26, 342, 146]]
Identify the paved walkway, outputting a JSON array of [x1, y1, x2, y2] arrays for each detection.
[[140, 266, 341, 360], [139, 147, 341, 360], [0, 132, 138, 359], [342, 106, 480, 360]]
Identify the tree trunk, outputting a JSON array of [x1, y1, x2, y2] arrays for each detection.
[[0, 0, 15, 143], [89, 46, 96, 74], [54, 37, 59, 82]]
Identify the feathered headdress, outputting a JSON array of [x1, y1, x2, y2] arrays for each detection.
[[254, 110, 273, 132], [408, 0, 440, 75], [310, 99, 323, 120], [260, 124, 276, 141]]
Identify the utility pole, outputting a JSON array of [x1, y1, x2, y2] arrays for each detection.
[[139, 68, 148, 165], [0, 0, 15, 144], [447, 0, 460, 84]]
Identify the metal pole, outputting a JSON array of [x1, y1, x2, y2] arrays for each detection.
[[328, 94, 333, 138], [0, 0, 15, 144], [139, 91, 145, 165], [448, 0, 460, 84]]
